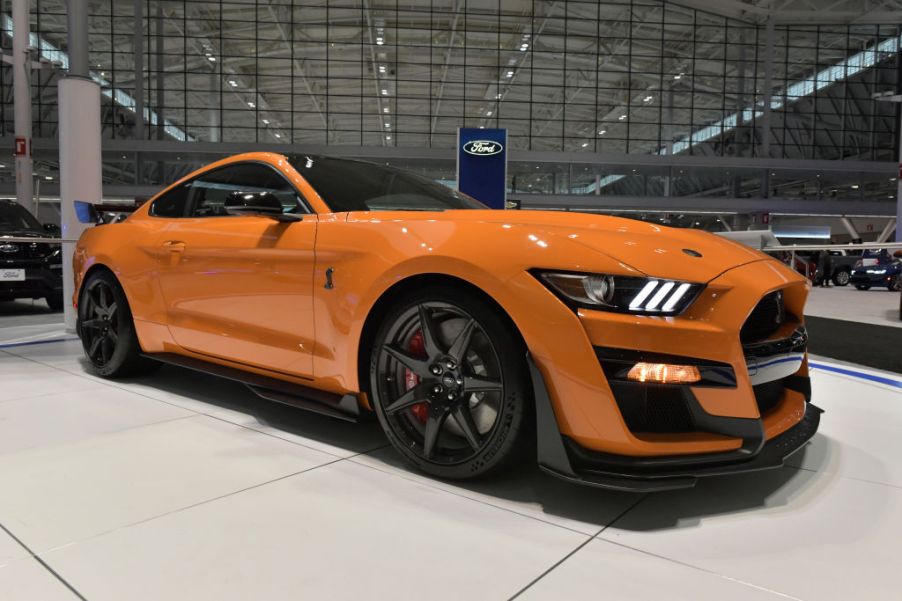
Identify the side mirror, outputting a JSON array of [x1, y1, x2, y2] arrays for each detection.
[[43, 223, 61, 236], [223, 191, 301, 222]]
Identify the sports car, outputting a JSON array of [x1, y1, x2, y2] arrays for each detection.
[[73, 152, 821, 491]]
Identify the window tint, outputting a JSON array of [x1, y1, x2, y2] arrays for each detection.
[[150, 183, 191, 218], [189, 163, 303, 218], [288, 155, 485, 212]]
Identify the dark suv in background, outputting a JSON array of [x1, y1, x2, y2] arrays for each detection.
[[0, 199, 63, 311]]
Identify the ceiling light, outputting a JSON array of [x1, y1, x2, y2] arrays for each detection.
[[383, 107, 389, 113], [207, 56, 216, 62], [386, 135, 392, 140], [496, 93, 503, 99], [598, 129, 607, 135], [376, 37, 384, 45], [274, 133, 281, 138], [228, 80, 238, 87], [378, 65, 386, 73], [45, 175, 52, 180], [581, 142, 589, 148], [851, 184, 860, 189], [674, 73, 684, 80], [643, 95, 653, 102], [618, 114, 627, 121], [381, 89, 388, 95], [505, 70, 514, 78], [384, 123, 390, 128], [248, 101, 255, 108], [262, 119, 270, 125], [520, 44, 528, 51], [486, 110, 493, 116]]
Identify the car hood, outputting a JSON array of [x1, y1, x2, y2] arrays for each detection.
[[442, 210, 769, 282]]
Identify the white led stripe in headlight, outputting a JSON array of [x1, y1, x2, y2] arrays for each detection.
[[661, 283, 692, 312], [644, 281, 675, 311], [628, 280, 659, 310]]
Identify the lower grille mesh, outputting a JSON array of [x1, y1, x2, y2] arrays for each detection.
[[611, 383, 694, 433]]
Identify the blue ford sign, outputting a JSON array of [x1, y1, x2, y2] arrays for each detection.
[[457, 128, 507, 209]]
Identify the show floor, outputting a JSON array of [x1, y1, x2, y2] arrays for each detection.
[[805, 285, 900, 328], [0, 336, 900, 600]]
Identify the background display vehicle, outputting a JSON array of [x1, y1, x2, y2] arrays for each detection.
[[850, 257, 902, 291], [72, 153, 821, 491], [0, 198, 64, 310]]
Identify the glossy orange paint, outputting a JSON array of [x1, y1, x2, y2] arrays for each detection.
[[74, 152, 811, 458]]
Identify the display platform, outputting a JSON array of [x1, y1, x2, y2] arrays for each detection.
[[0, 333, 899, 600]]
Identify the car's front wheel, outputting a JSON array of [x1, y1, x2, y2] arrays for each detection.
[[78, 270, 158, 378], [45, 294, 64, 312], [832, 270, 850, 286], [369, 286, 531, 480]]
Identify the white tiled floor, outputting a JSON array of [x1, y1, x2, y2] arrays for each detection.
[[0, 337, 900, 600]]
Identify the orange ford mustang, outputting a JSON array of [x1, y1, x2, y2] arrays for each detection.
[[73, 152, 821, 491]]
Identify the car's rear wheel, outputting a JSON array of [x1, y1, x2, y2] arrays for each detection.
[[855, 284, 871, 290], [369, 286, 531, 480], [832, 270, 850, 286], [78, 271, 157, 378]]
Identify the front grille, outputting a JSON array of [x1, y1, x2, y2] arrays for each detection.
[[0, 241, 56, 261], [753, 378, 785, 416], [610, 383, 694, 433], [741, 290, 786, 343]]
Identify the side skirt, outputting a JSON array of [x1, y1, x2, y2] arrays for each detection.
[[144, 352, 361, 423]]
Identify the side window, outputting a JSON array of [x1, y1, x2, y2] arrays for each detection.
[[150, 183, 191, 218], [188, 163, 305, 218]]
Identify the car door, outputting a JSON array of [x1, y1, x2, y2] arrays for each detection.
[[155, 162, 317, 376]]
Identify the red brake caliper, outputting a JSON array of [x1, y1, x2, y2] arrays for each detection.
[[405, 330, 429, 423]]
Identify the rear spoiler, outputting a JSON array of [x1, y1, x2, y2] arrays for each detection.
[[74, 199, 145, 225]]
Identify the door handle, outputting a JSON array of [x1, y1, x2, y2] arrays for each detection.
[[162, 240, 186, 253]]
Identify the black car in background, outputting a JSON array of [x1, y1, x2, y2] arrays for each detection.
[[0, 199, 63, 311]]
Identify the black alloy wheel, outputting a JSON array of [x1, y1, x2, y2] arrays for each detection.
[[80, 278, 121, 367], [370, 287, 530, 479], [78, 271, 158, 378]]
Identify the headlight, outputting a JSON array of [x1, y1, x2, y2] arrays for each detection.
[[535, 271, 703, 315], [867, 269, 887, 274]]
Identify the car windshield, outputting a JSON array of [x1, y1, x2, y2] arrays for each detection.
[[288, 155, 486, 212], [0, 202, 42, 231]]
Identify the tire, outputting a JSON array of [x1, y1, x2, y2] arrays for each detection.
[[855, 284, 871, 290], [369, 285, 531, 480], [832, 270, 850, 287], [45, 294, 64, 312], [891, 276, 902, 292], [78, 270, 158, 378]]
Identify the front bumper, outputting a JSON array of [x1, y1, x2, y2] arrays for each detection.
[[0, 265, 62, 300], [850, 272, 896, 287], [531, 356, 822, 492]]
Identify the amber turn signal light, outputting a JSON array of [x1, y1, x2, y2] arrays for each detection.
[[627, 362, 701, 384]]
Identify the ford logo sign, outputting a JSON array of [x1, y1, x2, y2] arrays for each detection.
[[463, 140, 503, 156]]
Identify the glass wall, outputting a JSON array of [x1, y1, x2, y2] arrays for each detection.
[[0, 0, 898, 161]]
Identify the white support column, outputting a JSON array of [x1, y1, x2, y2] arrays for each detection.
[[877, 218, 897, 243], [13, 0, 34, 215], [840, 216, 861, 243], [60, 0, 102, 332]]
